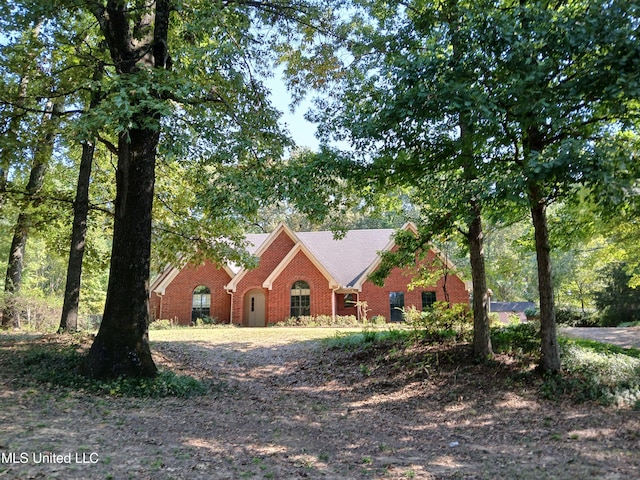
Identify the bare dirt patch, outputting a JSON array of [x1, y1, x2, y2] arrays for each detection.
[[0, 330, 638, 479]]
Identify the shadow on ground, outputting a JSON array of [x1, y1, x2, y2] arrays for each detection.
[[0, 333, 638, 479]]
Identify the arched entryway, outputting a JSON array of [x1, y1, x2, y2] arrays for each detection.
[[244, 289, 266, 327]]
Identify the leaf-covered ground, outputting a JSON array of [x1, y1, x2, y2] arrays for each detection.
[[0, 329, 638, 479]]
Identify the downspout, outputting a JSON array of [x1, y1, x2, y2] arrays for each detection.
[[157, 292, 164, 320], [331, 287, 338, 321], [227, 290, 234, 325]]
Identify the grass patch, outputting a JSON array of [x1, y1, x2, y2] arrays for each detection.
[[92, 370, 209, 398], [150, 326, 366, 347], [562, 337, 640, 359], [10, 337, 208, 398], [619, 321, 640, 327], [491, 324, 640, 407], [323, 324, 465, 352]]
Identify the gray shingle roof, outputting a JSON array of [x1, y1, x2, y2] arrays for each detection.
[[241, 228, 396, 288], [490, 302, 536, 312], [296, 229, 394, 287], [243, 233, 269, 256]]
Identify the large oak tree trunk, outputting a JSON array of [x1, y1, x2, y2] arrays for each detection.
[[82, 0, 171, 378], [446, 0, 492, 360], [59, 65, 103, 333], [529, 183, 561, 373], [83, 127, 159, 378], [468, 201, 493, 360], [2, 218, 29, 328]]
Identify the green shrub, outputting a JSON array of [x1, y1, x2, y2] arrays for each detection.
[[193, 316, 219, 326], [93, 370, 209, 398], [555, 307, 598, 327], [593, 262, 640, 327], [149, 318, 177, 330], [278, 316, 316, 327], [323, 328, 412, 351], [507, 313, 522, 325], [323, 331, 367, 350], [276, 315, 360, 327], [404, 303, 472, 341], [525, 306, 539, 320], [490, 322, 540, 356]]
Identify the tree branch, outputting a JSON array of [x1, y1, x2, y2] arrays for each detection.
[[96, 134, 119, 155]]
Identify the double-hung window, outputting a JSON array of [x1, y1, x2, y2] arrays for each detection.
[[290, 280, 311, 317], [422, 291, 437, 310], [192, 285, 211, 321]]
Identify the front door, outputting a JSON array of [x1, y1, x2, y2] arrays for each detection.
[[246, 290, 266, 327]]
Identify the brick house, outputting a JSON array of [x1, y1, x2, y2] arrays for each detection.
[[149, 223, 471, 326]]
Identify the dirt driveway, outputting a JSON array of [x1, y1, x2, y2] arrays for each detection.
[[560, 327, 640, 349], [0, 330, 638, 480]]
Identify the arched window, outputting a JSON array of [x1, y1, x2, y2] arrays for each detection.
[[192, 285, 211, 321], [389, 291, 405, 322], [290, 280, 310, 317]]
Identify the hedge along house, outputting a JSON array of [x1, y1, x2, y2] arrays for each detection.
[[149, 223, 471, 326]]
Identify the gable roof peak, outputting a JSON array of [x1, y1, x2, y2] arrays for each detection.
[[401, 221, 418, 234]]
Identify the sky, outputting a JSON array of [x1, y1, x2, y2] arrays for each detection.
[[266, 75, 321, 152]]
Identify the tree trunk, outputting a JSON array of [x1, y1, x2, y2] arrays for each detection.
[[58, 140, 95, 333], [82, 125, 159, 378], [82, 0, 172, 378], [2, 100, 58, 328], [2, 220, 28, 328], [59, 65, 103, 333], [529, 183, 561, 373], [468, 200, 493, 360], [445, 0, 492, 360]]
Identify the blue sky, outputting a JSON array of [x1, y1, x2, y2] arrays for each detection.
[[267, 76, 320, 152]]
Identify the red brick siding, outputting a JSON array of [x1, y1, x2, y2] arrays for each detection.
[[336, 294, 358, 317], [268, 250, 333, 323], [232, 232, 295, 325], [360, 249, 469, 321], [151, 260, 231, 325]]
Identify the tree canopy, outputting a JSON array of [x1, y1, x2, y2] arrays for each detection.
[[303, 0, 640, 371]]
